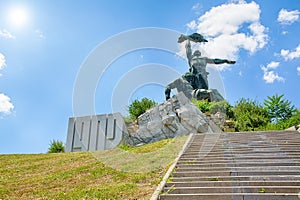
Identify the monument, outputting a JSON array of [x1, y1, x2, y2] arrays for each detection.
[[125, 33, 235, 146], [66, 113, 128, 152], [165, 33, 235, 102], [66, 32, 235, 151]]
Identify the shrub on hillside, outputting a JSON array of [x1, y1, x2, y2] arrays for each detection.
[[192, 99, 211, 113], [123, 116, 134, 123], [128, 98, 157, 121], [286, 111, 300, 127], [233, 98, 269, 131], [265, 111, 300, 130], [48, 140, 65, 153], [210, 100, 234, 119], [192, 99, 234, 119]]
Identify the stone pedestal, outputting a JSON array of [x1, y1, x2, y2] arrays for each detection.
[[126, 92, 209, 146]]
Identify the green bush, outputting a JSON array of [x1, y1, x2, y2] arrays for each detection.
[[192, 99, 233, 119], [192, 96, 298, 132], [123, 116, 133, 123], [192, 95, 298, 132], [233, 98, 269, 131], [210, 100, 234, 119], [264, 122, 288, 131], [192, 99, 211, 113], [48, 140, 65, 153], [128, 98, 157, 120], [263, 111, 300, 131], [286, 111, 300, 127], [271, 111, 300, 130]]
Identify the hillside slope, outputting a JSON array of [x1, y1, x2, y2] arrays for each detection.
[[0, 136, 187, 199]]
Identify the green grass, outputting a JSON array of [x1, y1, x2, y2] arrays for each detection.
[[161, 185, 176, 195], [119, 138, 173, 153], [259, 187, 265, 193], [210, 177, 219, 181], [0, 135, 188, 199], [93, 136, 187, 173]]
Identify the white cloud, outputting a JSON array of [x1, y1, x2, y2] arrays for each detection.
[[191, 3, 202, 15], [182, 1, 268, 70], [262, 61, 280, 70], [192, 3, 201, 11], [187, 20, 197, 30], [280, 44, 300, 61], [35, 29, 45, 39], [0, 29, 15, 39], [277, 9, 300, 25], [297, 67, 300, 75], [0, 93, 14, 114], [0, 54, 14, 115], [261, 62, 284, 84], [262, 71, 284, 83], [280, 49, 289, 57], [197, 2, 260, 36], [229, 0, 246, 3], [0, 53, 6, 72]]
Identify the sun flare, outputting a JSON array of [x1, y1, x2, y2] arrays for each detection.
[[8, 6, 29, 28]]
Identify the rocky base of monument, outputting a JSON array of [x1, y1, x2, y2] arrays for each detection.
[[286, 124, 300, 132], [124, 92, 211, 146], [208, 112, 226, 129]]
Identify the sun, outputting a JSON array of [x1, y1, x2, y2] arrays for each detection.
[[8, 6, 29, 28]]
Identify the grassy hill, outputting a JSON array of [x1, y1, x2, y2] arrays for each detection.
[[0, 136, 187, 200]]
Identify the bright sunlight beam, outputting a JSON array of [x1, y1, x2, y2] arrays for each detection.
[[8, 6, 29, 29]]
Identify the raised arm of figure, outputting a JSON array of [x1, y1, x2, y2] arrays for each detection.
[[206, 58, 236, 65], [185, 40, 193, 67]]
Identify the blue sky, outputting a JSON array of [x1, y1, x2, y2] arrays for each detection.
[[0, 0, 299, 154]]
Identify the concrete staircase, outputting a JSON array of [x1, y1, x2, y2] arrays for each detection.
[[159, 131, 300, 200]]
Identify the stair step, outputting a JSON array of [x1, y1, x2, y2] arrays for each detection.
[[175, 166, 300, 171], [183, 150, 300, 155], [172, 170, 300, 177], [180, 155, 300, 159], [162, 186, 300, 194], [179, 156, 300, 161], [165, 181, 300, 187], [160, 193, 300, 200], [176, 162, 300, 167], [170, 175, 300, 182]]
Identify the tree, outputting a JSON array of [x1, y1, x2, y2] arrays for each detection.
[[48, 140, 65, 153], [128, 98, 157, 120], [233, 98, 269, 131], [264, 94, 296, 123]]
